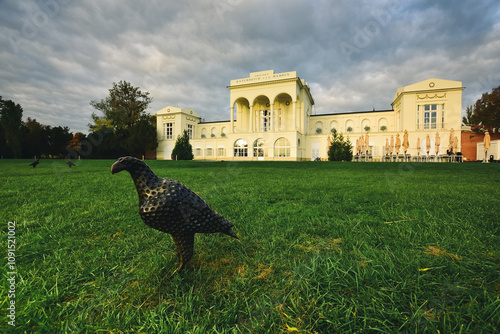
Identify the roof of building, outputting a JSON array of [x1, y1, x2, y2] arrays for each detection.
[[310, 109, 394, 117], [199, 120, 231, 124]]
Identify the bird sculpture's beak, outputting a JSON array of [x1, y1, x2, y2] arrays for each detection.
[[111, 161, 126, 174]]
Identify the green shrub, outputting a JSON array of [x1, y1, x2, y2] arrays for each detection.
[[171, 130, 194, 160], [328, 132, 353, 161]]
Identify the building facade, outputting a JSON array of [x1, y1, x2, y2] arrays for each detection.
[[156, 70, 464, 161]]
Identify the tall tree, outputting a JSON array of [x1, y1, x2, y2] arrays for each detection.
[[328, 132, 353, 162], [0, 99, 25, 158], [172, 130, 194, 160], [466, 85, 500, 133], [0, 97, 6, 157], [462, 105, 478, 126], [90, 81, 153, 131], [67, 132, 86, 153], [126, 115, 158, 158], [25, 117, 48, 158], [47, 126, 73, 157]]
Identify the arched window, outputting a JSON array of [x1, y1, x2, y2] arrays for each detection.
[[378, 118, 387, 131], [274, 137, 291, 157], [330, 121, 338, 134], [315, 121, 323, 134], [234, 139, 248, 157], [362, 119, 370, 131], [346, 120, 354, 132], [253, 139, 265, 157]]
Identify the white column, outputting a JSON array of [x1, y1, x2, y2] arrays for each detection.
[[293, 101, 297, 131], [230, 106, 234, 133], [250, 105, 254, 132], [270, 104, 274, 132]]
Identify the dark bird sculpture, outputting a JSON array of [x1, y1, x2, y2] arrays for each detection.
[[29, 159, 39, 168], [111, 156, 238, 274], [66, 160, 76, 167]]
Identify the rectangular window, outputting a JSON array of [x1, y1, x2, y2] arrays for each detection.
[[260, 110, 269, 132], [206, 148, 213, 157], [278, 108, 282, 131], [234, 148, 248, 157], [195, 147, 201, 156], [417, 112, 420, 130], [431, 111, 437, 129], [424, 105, 437, 129], [217, 148, 225, 156], [187, 124, 193, 139], [163, 123, 173, 140]]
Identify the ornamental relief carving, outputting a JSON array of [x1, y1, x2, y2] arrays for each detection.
[[162, 116, 175, 120], [417, 93, 446, 100]]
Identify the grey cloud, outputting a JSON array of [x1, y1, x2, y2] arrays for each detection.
[[0, 0, 499, 134]]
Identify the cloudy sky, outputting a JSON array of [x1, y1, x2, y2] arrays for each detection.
[[1, 0, 499, 134]]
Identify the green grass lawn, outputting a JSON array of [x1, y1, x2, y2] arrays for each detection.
[[1, 159, 499, 333]]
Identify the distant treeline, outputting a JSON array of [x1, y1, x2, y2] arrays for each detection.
[[0, 94, 157, 159]]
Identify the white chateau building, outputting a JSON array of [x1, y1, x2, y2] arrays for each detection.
[[156, 70, 464, 161]]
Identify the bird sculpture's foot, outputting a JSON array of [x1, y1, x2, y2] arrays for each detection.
[[171, 233, 194, 273], [163, 262, 186, 280], [166, 266, 182, 280]]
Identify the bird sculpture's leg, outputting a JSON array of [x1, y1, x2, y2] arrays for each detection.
[[171, 233, 195, 274]]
